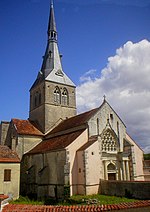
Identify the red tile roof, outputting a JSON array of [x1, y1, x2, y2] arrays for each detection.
[[0, 145, 20, 163], [78, 136, 98, 151], [2, 201, 150, 212], [27, 130, 84, 154], [12, 119, 43, 136], [0, 194, 9, 200], [47, 108, 99, 137]]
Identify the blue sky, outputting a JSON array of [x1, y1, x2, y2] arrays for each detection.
[[0, 0, 150, 152]]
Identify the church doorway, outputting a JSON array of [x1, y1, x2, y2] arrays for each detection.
[[107, 163, 117, 180], [108, 173, 116, 180]]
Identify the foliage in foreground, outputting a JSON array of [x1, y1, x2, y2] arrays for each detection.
[[11, 196, 44, 205], [11, 194, 137, 206]]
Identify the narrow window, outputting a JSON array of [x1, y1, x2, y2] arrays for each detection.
[[97, 118, 99, 135], [54, 87, 61, 104], [110, 113, 113, 120], [34, 96, 37, 107], [49, 50, 52, 58], [62, 88, 68, 106], [4, 169, 11, 182], [39, 93, 41, 105], [54, 32, 56, 39]]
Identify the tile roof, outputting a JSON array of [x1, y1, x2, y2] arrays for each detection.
[[77, 135, 98, 151], [2, 201, 150, 212], [0, 194, 9, 200], [12, 119, 43, 136], [27, 130, 84, 154], [47, 108, 99, 137], [0, 145, 20, 163]]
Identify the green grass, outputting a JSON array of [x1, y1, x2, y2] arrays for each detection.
[[11, 194, 137, 206], [10, 196, 44, 205], [69, 194, 137, 205]]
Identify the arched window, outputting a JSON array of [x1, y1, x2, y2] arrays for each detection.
[[54, 87, 61, 104], [62, 88, 68, 106], [107, 163, 116, 171]]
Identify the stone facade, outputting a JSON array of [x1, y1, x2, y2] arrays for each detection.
[[143, 160, 150, 181], [21, 150, 66, 199], [0, 121, 9, 145], [29, 81, 76, 133], [99, 179, 150, 200]]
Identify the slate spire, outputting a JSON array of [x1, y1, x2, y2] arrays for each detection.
[[31, 0, 75, 89]]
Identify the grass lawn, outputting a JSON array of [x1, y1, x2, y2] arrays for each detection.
[[11, 194, 137, 206], [69, 194, 137, 205], [10, 196, 44, 205]]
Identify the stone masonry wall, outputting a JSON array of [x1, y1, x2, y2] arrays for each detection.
[[99, 179, 150, 200], [0, 122, 10, 145]]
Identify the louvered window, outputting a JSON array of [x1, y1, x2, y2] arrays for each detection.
[[54, 87, 61, 104], [62, 88, 68, 106]]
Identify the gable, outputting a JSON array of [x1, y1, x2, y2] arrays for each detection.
[[87, 100, 126, 151], [88, 100, 126, 129]]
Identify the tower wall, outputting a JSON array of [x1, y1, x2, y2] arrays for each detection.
[[29, 81, 76, 133]]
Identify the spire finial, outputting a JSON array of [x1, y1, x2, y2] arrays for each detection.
[[51, 0, 53, 7], [48, 0, 57, 41], [103, 95, 106, 102]]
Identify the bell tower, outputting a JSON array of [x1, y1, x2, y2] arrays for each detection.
[[29, 1, 76, 133]]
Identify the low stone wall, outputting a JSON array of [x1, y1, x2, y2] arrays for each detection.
[[99, 179, 150, 200]]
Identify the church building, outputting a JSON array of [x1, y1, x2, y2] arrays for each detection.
[[0, 2, 144, 200]]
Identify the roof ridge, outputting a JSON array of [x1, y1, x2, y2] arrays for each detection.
[[47, 107, 99, 136]]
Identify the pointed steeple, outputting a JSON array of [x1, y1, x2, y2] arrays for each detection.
[[34, 0, 75, 87], [29, 1, 76, 133]]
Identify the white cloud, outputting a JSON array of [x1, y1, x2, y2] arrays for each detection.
[[77, 39, 150, 153], [79, 69, 97, 82]]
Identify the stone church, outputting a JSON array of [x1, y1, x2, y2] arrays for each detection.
[[0, 2, 144, 199]]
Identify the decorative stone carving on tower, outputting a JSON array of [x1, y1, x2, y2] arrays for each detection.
[[29, 1, 76, 133]]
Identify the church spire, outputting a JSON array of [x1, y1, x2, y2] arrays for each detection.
[[29, 1, 76, 133], [48, 0, 57, 41], [38, 1, 74, 86], [31, 1, 75, 89]]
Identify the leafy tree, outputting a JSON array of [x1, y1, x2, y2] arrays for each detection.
[[144, 154, 150, 160]]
